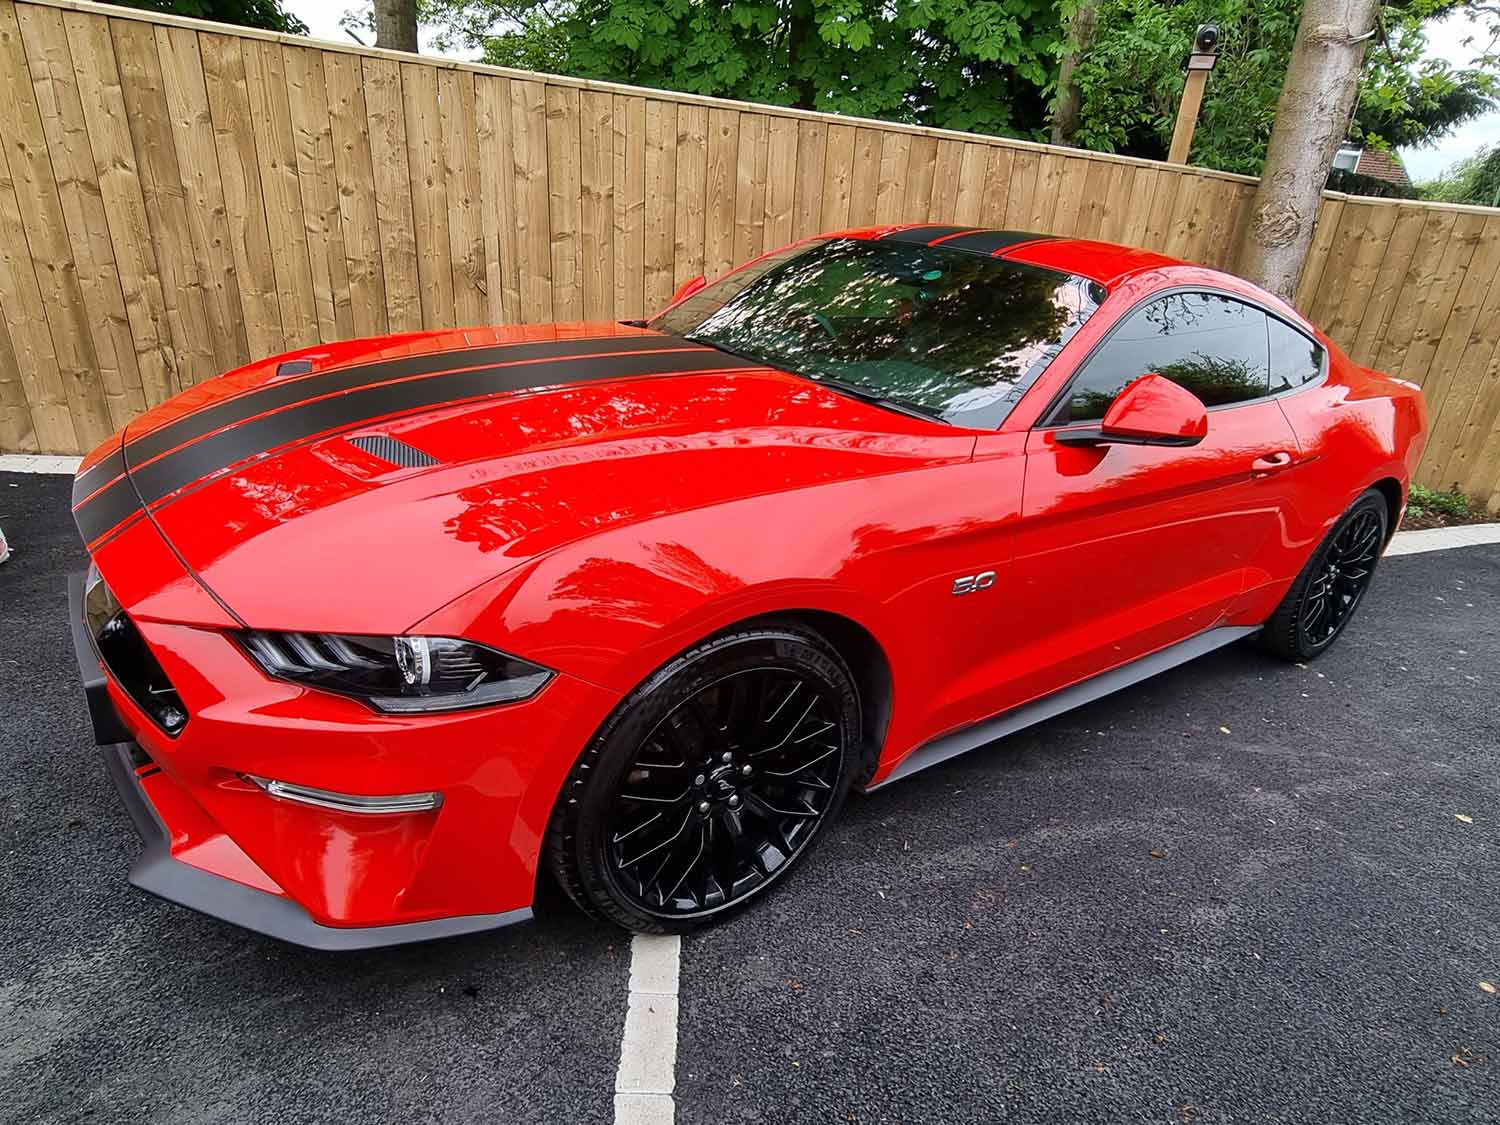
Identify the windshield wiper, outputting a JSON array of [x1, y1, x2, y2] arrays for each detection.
[[683, 334, 943, 425]]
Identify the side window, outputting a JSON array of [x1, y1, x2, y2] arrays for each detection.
[[1268, 317, 1325, 392], [1052, 292, 1272, 424]]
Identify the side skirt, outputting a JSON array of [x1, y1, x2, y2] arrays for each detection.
[[865, 625, 1260, 791]]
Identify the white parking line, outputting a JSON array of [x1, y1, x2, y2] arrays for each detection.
[[0, 454, 82, 474], [614, 933, 681, 1125]]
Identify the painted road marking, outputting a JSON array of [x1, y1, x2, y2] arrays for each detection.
[[614, 933, 681, 1125]]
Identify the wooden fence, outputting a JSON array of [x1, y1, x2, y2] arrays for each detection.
[[1, 0, 1499, 509]]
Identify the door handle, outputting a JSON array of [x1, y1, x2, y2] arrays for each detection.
[[1251, 451, 1297, 476]]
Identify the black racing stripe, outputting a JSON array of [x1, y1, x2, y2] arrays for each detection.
[[880, 224, 974, 245], [127, 344, 764, 510], [74, 478, 144, 546], [73, 445, 126, 506], [120, 334, 670, 471], [941, 230, 1055, 255]]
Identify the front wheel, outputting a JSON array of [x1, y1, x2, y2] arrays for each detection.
[[545, 625, 861, 933], [1261, 489, 1389, 661]]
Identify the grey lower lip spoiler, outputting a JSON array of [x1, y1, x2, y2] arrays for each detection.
[[867, 625, 1260, 790], [98, 742, 532, 952]]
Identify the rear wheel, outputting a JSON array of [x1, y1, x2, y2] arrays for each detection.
[[1261, 489, 1388, 661], [545, 625, 861, 933]]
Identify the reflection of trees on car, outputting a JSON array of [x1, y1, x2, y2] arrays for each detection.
[[672, 240, 1096, 426]]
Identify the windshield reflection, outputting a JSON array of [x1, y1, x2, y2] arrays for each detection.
[[652, 238, 1105, 429]]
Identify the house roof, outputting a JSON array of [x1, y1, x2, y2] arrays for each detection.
[[1353, 147, 1412, 188]]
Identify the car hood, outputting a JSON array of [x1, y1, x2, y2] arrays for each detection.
[[75, 323, 968, 633]]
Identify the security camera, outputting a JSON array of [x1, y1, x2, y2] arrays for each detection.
[[1195, 24, 1221, 53]]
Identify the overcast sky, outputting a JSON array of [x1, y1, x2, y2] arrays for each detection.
[[284, 1, 1494, 184]]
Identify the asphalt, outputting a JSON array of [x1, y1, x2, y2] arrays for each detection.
[[1, 469, 1496, 1124]]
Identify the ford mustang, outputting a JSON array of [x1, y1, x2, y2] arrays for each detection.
[[68, 225, 1427, 948]]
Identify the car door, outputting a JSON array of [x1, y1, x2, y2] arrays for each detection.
[[996, 290, 1304, 709]]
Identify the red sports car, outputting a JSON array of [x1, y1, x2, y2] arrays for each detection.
[[69, 226, 1427, 948]]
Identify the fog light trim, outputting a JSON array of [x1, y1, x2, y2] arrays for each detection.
[[244, 775, 442, 815]]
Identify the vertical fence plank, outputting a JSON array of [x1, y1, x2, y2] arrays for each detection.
[[846, 126, 879, 227], [13, 2, 138, 436], [791, 119, 826, 240], [703, 107, 738, 278], [363, 54, 421, 331], [323, 50, 387, 337], [0, 4, 69, 449], [734, 112, 769, 263], [577, 88, 614, 322], [819, 123, 855, 232], [545, 84, 582, 320], [874, 131, 909, 225], [953, 143, 987, 226], [441, 68, 486, 326], [64, 9, 178, 405], [611, 94, 645, 319], [200, 31, 283, 356], [644, 99, 677, 308], [764, 115, 797, 249], [402, 61, 454, 328], [155, 24, 249, 369], [675, 105, 708, 288], [112, 19, 220, 388], [283, 43, 353, 343], [509, 79, 552, 322], [473, 73, 516, 324]]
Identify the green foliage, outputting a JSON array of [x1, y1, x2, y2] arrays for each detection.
[[1418, 145, 1500, 206], [422, 0, 1494, 173], [101, 0, 308, 33], [1070, 0, 1494, 174], [423, 0, 1062, 136], [1326, 167, 1418, 200], [1407, 484, 1472, 518]]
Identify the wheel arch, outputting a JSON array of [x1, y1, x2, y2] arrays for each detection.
[[1370, 476, 1404, 541]]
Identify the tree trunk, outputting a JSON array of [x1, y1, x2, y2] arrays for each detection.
[[1051, 0, 1100, 146], [374, 0, 419, 53], [1234, 0, 1378, 299]]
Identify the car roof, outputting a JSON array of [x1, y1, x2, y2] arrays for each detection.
[[832, 224, 1187, 288]]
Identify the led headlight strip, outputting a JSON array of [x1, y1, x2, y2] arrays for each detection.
[[237, 631, 552, 713]]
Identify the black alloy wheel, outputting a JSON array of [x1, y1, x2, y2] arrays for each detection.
[[1298, 506, 1383, 647], [1262, 488, 1389, 661], [546, 625, 861, 933]]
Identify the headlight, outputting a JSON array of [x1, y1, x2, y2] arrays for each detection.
[[237, 631, 553, 713]]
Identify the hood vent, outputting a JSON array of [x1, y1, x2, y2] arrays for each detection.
[[347, 434, 439, 469]]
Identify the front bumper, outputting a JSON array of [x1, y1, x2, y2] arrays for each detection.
[[68, 571, 615, 949]]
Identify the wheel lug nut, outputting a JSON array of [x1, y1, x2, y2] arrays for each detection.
[[697, 800, 710, 813], [741, 764, 752, 776], [728, 795, 741, 808], [693, 774, 706, 787], [721, 751, 733, 763]]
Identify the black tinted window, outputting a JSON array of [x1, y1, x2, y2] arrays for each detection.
[[1054, 292, 1272, 423], [651, 238, 1105, 429], [1268, 317, 1325, 392]]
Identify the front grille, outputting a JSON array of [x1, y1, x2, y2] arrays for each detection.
[[85, 572, 188, 736]]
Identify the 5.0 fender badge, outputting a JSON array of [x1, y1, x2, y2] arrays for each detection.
[[952, 570, 997, 595]]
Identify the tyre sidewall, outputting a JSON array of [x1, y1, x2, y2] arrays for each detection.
[[1276, 490, 1389, 660], [556, 628, 862, 933]]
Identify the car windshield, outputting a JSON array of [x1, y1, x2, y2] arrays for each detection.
[[650, 238, 1106, 429]]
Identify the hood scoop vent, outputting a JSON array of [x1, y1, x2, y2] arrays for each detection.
[[347, 434, 440, 469]]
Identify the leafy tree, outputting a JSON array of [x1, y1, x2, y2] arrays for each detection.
[[1070, 0, 1493, 174], [1418, 144, 1500, 204], [101, 0, 308, 33], [423, 0, 1493, 176]]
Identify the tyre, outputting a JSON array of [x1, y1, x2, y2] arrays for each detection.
[[545, 624, 862, 933], [1261, 488, 1389, 661]]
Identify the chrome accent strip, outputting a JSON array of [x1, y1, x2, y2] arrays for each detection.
[[244, 775, 443, 815], [867, 625, 1261, 790]]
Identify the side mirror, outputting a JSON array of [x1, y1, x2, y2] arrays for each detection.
[[1056, 374, 1208, 447], [666, 274, 707, 308]]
